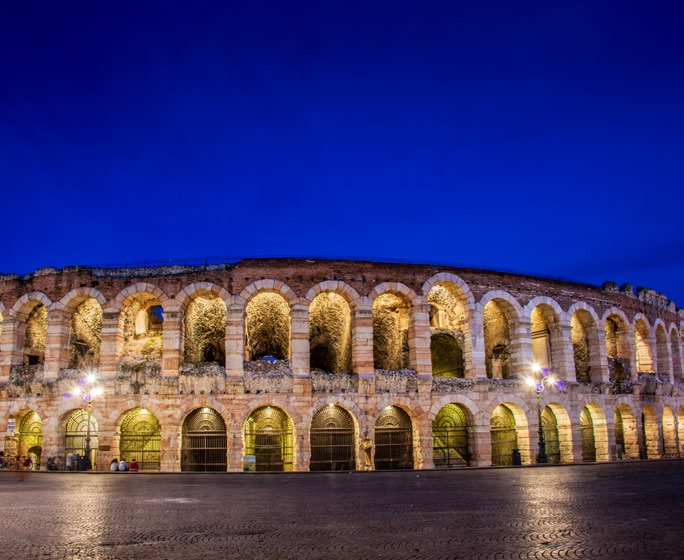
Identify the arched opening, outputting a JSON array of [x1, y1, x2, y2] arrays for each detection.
[[483, 300, 514, 379], [309, 405, 355, 471], [120, 293, 163, 366], [641, 406, 659, 459], [605, 316, 631, 382], [634, 319, 653, 373], [119, 408, 161, 471], [571, 310, 598, 383], [373, 293, 411, 370], [580, 407, 596, 462], [64, 408, 98, 470], [432, 403, 469, 467], [430, 333, 464, 378], [69, 298, 102, 368], [24, 303, 47, 365], [375, 406, 414, 470], [530, 305, 561, 374], [6, 410, 43, 470], [662, 407, 677, 456], [245, 406, 293, 471], [309, 293, 352, 373], [670, 329, 682, 382], [245, 293, 290, 361], [427, 282, 470, 376], [184, 294, 226, 365], [490, 404, 518, 465], [541, 406, 560, 464], [181, 407, 227, 471], [655, 325, 670, 377], [614, 405, 639, 459]]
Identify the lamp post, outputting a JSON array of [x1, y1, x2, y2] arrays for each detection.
[[525, 364, 557, 464], [66, 373, 103, 471]]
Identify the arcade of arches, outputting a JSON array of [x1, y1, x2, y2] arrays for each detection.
[[0, 259, 682, 471]]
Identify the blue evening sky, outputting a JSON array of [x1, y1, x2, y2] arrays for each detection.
[[2, 2, 683, 304]]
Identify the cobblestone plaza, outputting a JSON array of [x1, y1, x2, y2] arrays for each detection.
[[1, 460, 683, 559]]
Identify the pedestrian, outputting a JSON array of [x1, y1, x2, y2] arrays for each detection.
[[118, 458, 128, 471], [129, 458, 139, 472], [110, 458, 119, 472], [65, 453, 75, 471]]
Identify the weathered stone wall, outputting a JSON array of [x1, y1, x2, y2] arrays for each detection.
[[0, 258, 682, 472]]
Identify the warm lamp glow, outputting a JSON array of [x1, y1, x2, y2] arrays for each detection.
[[525, 377, 536, 387], [531, 363, 541, 373], [86, 373, 96, 383]]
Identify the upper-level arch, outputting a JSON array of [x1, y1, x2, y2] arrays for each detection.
[[568, 302, 602, 383], [368, 282, 420, 307], [9, 292, 52, 366], [478, 291, 523, 379], [654, 321, 671, 377], [9, 291, 53, 319], [669, 326, 683, 382], [524, 297, 564, 376], [304, 280, 360, 309], [239, 279, 298, 307], [175, 282, 231, 311], [178, 284, 228, 366], [107, 282, 170, 313], [421, 272, 475, 313], [633, 314, 654, 373]]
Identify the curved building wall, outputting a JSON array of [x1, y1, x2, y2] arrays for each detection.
[[0, 258, 682, 471]]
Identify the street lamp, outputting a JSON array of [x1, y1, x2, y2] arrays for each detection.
[[65, 373, 103, 471], [525, 363, 558, 464]]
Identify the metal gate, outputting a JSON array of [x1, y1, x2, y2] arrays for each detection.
[[181, 408, 227, 472], [432, 404, 469, 467], [18, 411, 43, 469], [614, 409, 625, 458], [490, 405, 517, 466], [245, 407, 293, 471], [64, 408, 98, 468], [580, 408, 596, 462], [310, 405, 355, 471], [541, 407, 560, 464], [120, 408, 161, 471], [375, 406, 414, 470]]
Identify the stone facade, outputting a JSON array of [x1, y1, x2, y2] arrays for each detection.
[[0, 258, 682, 472]]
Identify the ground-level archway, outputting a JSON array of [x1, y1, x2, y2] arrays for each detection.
[[64, 408, 98, 470], [245, 406, 294, 472], [641, 406, 660, 459], [490, 404, 518, 466], [432, 403, 469, 466], [375, 406, 414, 470], [614, 405, 639, 459], [580, 407, 596, 462], [181, 407, 227, 472], [120, 408, 161, 471], [309, 405, 356, 471], [662, 407, 677, 456]]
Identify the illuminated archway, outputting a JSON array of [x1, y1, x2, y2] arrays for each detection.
[[580, 407, 596, 462], [662, 407, 677, 455], [641, 406, 659, 459], [432, 404, 470, 466], [490, 405, 518, 465], [245, 406, 294, 471], [181, 407, 227, 472], [119, 408, 161, 471], [309, 405, 355, 471], [614, 404, 639, 459], [375, 406, 414, 470], [309, 293, 352, 373], [64, 408, 98, 469], [373, 293, 411, 370]]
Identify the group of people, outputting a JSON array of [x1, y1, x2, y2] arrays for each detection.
[[110, 458, 139, 472], [0, 452, 34, 470]]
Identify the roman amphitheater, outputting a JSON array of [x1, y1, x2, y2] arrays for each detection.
[[0, 258, 682, 472]]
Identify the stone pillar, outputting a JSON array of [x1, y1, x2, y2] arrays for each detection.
[[559, 323, 577, 383], [44, 307, 71, 380], [593, 328, 611, 383], [468, 422, 492, 467], [409, 299, 432, 376], [295, 429, 311, 472], [225, 302, 245, 379], [469, 317, 487, 379], [512, 317, 534, 379], [605, 417, 617, 461], [161, 310, 182, 378], [621, 326, 638, 381], [99, 311, 120, 379], [570, 418, 584, 463], [290, 302, 310, 378], [0, 317, 21, 382], [351, 299, 374, 376], [227, 428, 244, 472], [416, 418, 434, 469]]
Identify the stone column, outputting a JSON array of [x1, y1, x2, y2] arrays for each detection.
[[468, 422, 492, 467], [570, 418, 584, 463], [558, 323, 577, 383], [593, 328, 611, 383], [0, 317, 21, 382], [409, 299, 432, 377], [512, 317, 534, 379], [44, 307, 71, 380], [416, 418, 434, 469], [227, 428, 244, 472], [225, 302, 245, 379], [161, 310, 182, 378], [295, 429, 311, 472], [351, 299, 374, 376], [99, 311, 121, 379], [290, 303, 310, 378], [469, 316, 487, 379]]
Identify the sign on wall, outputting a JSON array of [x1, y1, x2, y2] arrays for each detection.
[[7, 418, 16, 436]]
